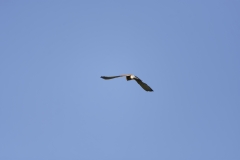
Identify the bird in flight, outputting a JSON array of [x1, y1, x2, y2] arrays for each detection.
[[101, 74, 153, 92]]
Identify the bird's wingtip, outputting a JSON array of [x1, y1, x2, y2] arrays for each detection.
[[101, 76, 110, 80]]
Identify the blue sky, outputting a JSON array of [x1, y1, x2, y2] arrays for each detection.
[[0, 1, 239, 159]]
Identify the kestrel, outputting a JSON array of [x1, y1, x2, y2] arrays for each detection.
[[101, 74, 153, 92]]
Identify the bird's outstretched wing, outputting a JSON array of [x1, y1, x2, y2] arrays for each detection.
[[134, 79, 154, 92], [101, 75, 123, 80]]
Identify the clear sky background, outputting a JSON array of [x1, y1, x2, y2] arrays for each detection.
[[0, 1, 239, 160]]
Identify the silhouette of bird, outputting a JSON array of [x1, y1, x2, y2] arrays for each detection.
[[101, 74, 153, 92]]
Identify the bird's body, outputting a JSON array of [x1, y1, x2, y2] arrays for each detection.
[[101, 74, 153, 92]]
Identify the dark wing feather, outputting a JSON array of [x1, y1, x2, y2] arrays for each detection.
[[135, 79, 153, 92], [101, 75, 122, 80]]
